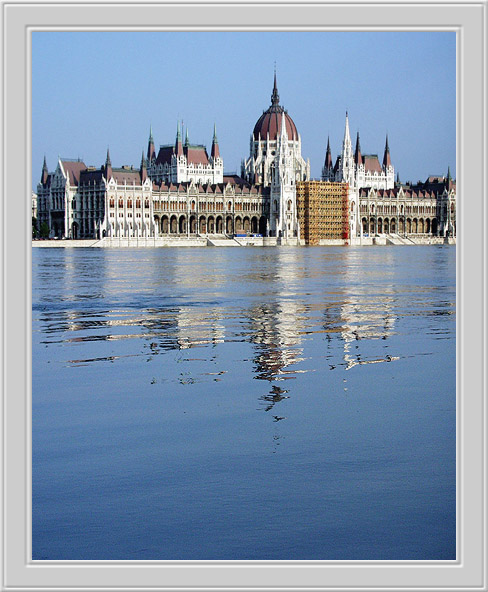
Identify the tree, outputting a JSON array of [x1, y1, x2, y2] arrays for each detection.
[[39, 222, 50, 238]]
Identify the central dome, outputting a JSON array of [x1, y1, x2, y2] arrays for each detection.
[[252, 75, 298, 141]]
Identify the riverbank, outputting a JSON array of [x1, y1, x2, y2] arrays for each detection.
[[32, 235, 456, 248]]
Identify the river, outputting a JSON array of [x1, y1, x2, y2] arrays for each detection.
[[32, 245, 456, 560]]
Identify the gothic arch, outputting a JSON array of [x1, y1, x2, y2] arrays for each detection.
[[179, 215, 186, 234], [216, 215, 223, 234], [251, 216, 258, 234], [160, 215, 169, 234], [226, 215, 233, 234], [199, 216, 206, 234]]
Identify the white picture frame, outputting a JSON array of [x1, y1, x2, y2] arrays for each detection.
[[2, 1, 486, 590]]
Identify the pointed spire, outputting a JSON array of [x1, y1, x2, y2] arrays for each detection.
[[140, 149, 147, 182], [271, 69, 280, 107], [175, 121, 183, 156], [342, 111, 353, 166], [279, 111, 288, 143], [446, 166, 452, 190], [147, 125, 155, 161], [41, 155, 48, 184], [324, 136, 333, 170], [184, 126, 189, 147], [354, 131, 363, 165], [383, 134, 391, 168], [343, 111, 351, 145], [105, 147, 112, 179], [211, 123, 220, 159]]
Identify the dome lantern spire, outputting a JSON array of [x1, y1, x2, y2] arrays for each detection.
[[271, 68, 280, 107]]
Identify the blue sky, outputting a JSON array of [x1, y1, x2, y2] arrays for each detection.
[[32, 31, 456, 190]]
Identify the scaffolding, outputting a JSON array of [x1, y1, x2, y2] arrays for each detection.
[[296, 181, 349, 245]]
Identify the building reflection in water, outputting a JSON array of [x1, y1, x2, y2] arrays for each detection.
[[246, 248, 308, 385], [337, 248, 398, 370], [36, 247, 401, 399]]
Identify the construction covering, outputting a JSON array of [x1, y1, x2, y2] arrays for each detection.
[[296, 181, 349, 245]]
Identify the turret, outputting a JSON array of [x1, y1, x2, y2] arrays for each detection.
[[354, 132, 363, 165], [324, 137, 333, 169], [175, 121, 183, 157], [41, 155, 49, 185], [104, 147, 112, 180], [446, 166, 453, 190], [211, 123, 220, 159], [140, 150, 147, 183], [383, 134, 392, 169], [341, 111, 354, 184], [321, 137, 334, 181], [147, 126, 155, 162], [343, 111, 352, 154]]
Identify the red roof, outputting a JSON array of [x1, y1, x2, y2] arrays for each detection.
[[185, 146, 209, 166], [61, 160, 86, 186], [111, 170, 142, 185], [253, 108, 298, 141], [363, 156, 382, 174]]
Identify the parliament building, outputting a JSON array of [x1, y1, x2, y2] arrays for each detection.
[[36, 75, 456, 244]]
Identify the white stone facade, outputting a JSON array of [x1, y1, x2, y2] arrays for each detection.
[[242, 76, 310, 238], [322, 113, 395, 237], [35, 79, 455, 243]]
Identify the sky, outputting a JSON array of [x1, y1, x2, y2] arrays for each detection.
[[32, 31, 456, 191]]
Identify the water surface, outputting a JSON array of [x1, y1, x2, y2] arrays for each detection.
[[32, 246, 456, 560]]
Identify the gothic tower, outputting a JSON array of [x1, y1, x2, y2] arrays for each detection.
[[242, 73, 310, 238]]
